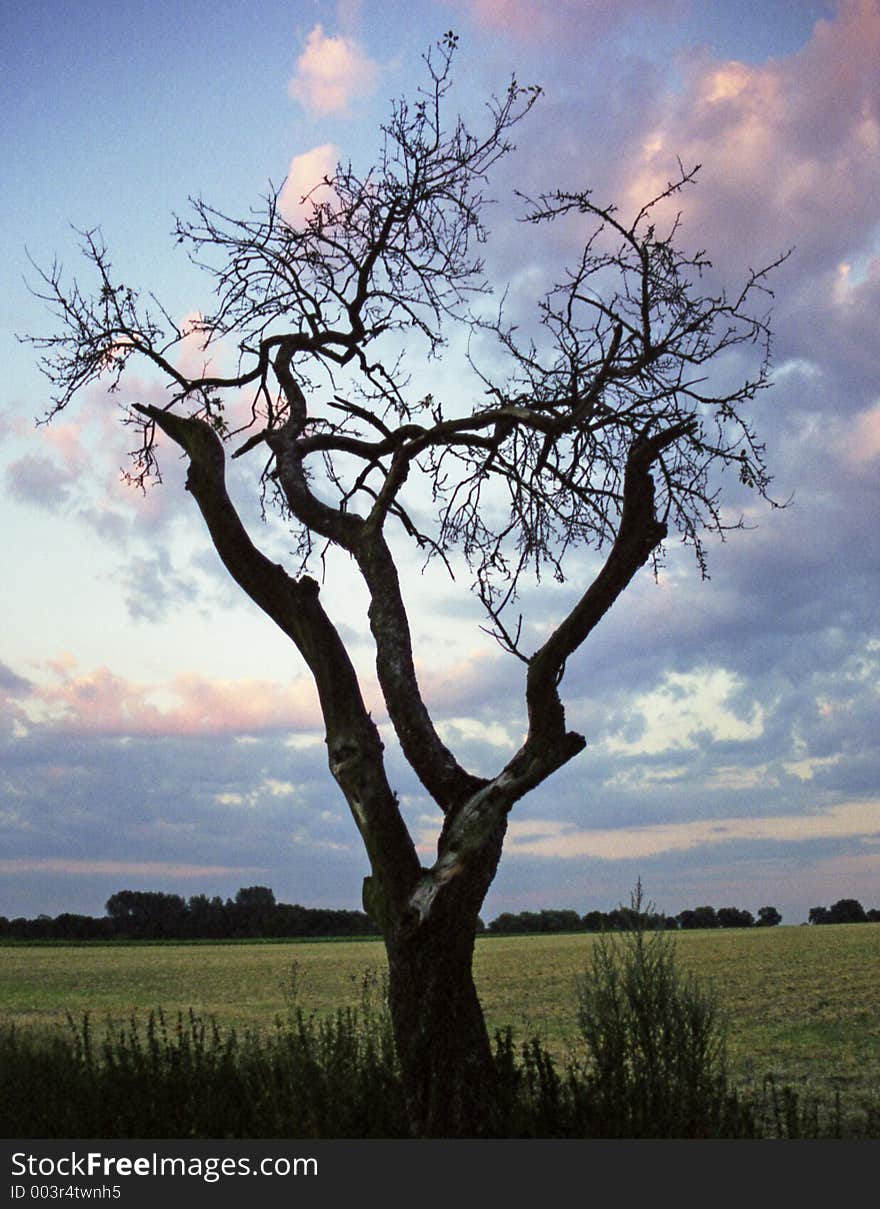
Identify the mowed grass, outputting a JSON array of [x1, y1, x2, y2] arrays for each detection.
[[2, 925, 878, 1114]]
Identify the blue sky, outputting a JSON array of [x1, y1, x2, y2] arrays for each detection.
[[1, 0, 878, 925]]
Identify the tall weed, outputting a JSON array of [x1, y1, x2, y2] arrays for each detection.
[[570, 881, 747, 1137], [0, 965, 407, 1138]]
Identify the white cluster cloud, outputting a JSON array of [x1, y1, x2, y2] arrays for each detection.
[[288, 24, 378, 117], [278, 143, 339, 225]]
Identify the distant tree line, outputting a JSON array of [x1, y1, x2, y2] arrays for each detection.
[[0, 886, 379, 941], [3, 890, 879, 942], [486, 903, 785, 934], [807, 898, 880, 925]]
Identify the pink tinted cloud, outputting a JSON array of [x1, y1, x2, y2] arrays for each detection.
[[840, 401, 880, 468], [616, 0, 880, 269], [31, 662, 323, 739], [5, 378, 178, 536], [418, 651, 520, 718], [443, 0, 673, 41], [287, 24, 377, 116], [171, 314, 241, 405], [67, 374, 191, 538], [41, 419, 90, 476], [0, 858, 264, 878], [278, 144, 339, 225], [174, 311, 216, 381], [4, 417, 93, 509]]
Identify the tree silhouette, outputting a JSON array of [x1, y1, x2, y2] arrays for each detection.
[[27, 36, 786, 1136]]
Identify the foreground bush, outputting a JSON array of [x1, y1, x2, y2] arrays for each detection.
[[0, 968, 406, 1139], [571, 882, 734, 1137], [2, 948, 876, 1138]]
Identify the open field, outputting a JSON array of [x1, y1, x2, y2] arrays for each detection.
[[2, 925, 879, 1113]]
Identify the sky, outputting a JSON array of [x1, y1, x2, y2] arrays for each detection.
[[1, 0, 878, 926]]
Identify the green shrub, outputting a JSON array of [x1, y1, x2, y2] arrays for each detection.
[[570, 881, 748, 1137]]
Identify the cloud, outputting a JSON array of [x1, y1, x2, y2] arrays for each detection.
[[118, 550, 200, 623], [41, 420, 90, 476], [25, 661, 324, 739], [5, 454, 72, 509], [420, 651, 521, 717], [615, 0, 880, 273], [287, 25, 377, 116], [0, 662, 32, 695], [278, 144, 339, 225], [0, 858, 264, 878], [845, 402, 880, 468], [785, 254, 880, 406], [602, 668, 766, 756], [504, 799, 880, 860], [173, 311, 217, 381], [0, 661, 31, 741], [442, 0, 673, 42], [3, 374, 189, 544], [0, 721, 366, 917]]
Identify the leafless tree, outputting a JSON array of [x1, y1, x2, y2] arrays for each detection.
[[26, 35, 786, 1136]]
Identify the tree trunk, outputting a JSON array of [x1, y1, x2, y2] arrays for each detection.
[[386, 905, 498, 1138], [361, 811, 507, 1139]]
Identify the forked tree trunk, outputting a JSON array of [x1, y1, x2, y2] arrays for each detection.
[[366, 806, 508, 1138], [386, 901, 497, 1137], [138, 402, 671, 1138]]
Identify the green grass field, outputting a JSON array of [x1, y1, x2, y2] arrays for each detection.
[[2, 925, 878, 1115]]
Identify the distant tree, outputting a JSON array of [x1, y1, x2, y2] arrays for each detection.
[[826, 898, 867, 924], [29, 36, 786, 1136], [677, 905, 719, 930], [487, 912, 518, 934], [717, 906, 755, 928], [231, 885, 277, 936], [27, 914, 54, 940], [105, 890, 187, 939], [52, 912, 112, 940], [547, 909, 584, 933], [582, 910, 607, 932], [185, 893, 229, 938], [580, 906, 675, 932], [808, 900, 871, 925], [756, 905, 781, 927], [487, 910, 531, 934], [867, 908, 880, 923], [485, 907, 584, 934], [604, 907, 636, 931]]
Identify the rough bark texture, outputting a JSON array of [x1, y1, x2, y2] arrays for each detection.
[[382, 822, 505, 1136]]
